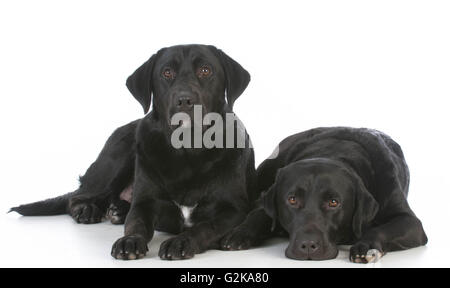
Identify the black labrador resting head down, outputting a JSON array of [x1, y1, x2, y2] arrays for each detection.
[[10, 44, 256, 260], [222, 127, 427, 263]]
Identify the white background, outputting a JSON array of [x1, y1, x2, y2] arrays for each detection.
[[0, 0, 449, 268]]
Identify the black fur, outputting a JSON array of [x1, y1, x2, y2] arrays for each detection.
[[10, 119, 138, 222], [221, 127, 428, 263], [11, 45, 256, 260]]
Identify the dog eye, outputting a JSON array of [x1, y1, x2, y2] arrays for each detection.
[[288, 196, 298, 205], [162, 68, 175, 79], [328, 199, 339, 208], [197, 65, 212, 78]]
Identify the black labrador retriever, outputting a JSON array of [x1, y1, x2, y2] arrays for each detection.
[[221, 127, 427, 263], [10, 44, 256, 260]]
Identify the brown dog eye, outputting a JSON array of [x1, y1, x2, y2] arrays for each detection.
[[162, 68, 175, 79], [288, 196, 297, 205], [197, 66, 212, 78], [329, 199, 339, 208]]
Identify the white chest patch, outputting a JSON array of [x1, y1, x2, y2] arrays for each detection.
[[173, 202, 197, 227]]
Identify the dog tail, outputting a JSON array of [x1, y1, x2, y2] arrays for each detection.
[[8, 191, 78, 216]]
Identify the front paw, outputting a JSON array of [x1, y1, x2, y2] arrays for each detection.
[[220, 227, 257, 251], [350, 242, 384, 264], [111, 235, 148, 260], [158, 235, 199, 260]]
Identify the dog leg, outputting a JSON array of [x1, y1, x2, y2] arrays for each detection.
[[220, 207, 273, 250], [350, 214, 427, 263], [159, 205, 246, 260]]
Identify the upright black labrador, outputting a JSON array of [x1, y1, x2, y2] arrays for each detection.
[[221, 127, 427, 263], [11, 44, 256, 260]]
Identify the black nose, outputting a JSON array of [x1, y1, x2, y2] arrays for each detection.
[[176, 96, 194, 110], [299, 240, 320, 255]]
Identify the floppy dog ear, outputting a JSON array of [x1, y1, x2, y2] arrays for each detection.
[[210, 47, 251, 110], [126, 53, 158, 114], [352, 178, 379, 239], [261, 183, 278, 232]]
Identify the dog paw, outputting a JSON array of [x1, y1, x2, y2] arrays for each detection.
[[111, 235, 148, 260], [158, 235, 199, 260], [220, 227, 256, 251], [350, 242, 384, 264], [70, 203, 103, 224], [106, 202, 129, 225]]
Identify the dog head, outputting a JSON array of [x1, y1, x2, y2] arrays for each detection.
[[126, 44, 250, 125], [262, 158, 379, 260]]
